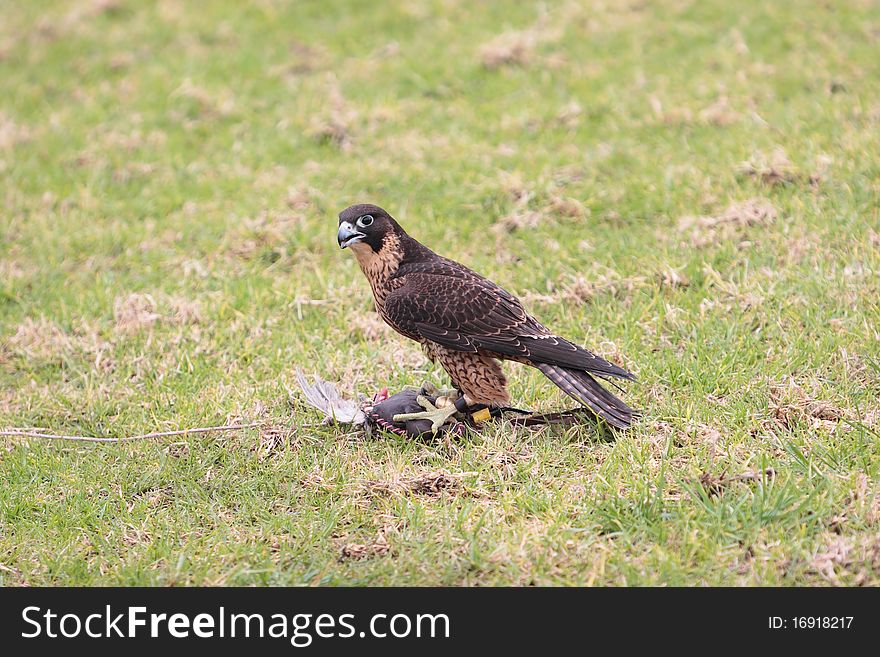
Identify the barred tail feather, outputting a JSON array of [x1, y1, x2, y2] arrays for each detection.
[[537, 363, 636, 429]]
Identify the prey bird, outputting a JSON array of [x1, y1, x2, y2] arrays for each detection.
[[337, 203, 637, 432]]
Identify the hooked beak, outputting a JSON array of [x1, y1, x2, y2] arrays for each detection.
[[337, 221, 365, 249]]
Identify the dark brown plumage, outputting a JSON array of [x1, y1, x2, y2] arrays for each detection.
[[337, 203, 636, 429]]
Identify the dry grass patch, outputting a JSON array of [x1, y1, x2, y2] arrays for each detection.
[[699, 264, 765, 313], [374, 343, 428, 373], [3, 317, 72, 359], [222, 209, 306, 262], [737, 149, 832, 188], [647, 93, 744, 127], [551, 269, 649, 305], [255, 424, 297, 460], [167, 296, 202, 325], [766, 376, 847, 433], [491, 171, 544, 232], [269, 40, 328, 79], [678, 198, 777, 248], [365, 471, 473, 498], [546, 194, 588, 219], [285, 184, 322, 211], [307, 74, 356, 151], [2, 317, 114, 371], [698, 468, 777, 497], [491, 171, 589, 233], [113, 293, 199, 346], [659, 268, 690, 289], [113, 293, 160, 332], [809, 533, 880, 585], [478, 9, 563, 70], [493, 208, 545, 232], [698, 95, 741, 126], [170, 78, 236, 119], [340, 525, 393, 561], [351, 312, 393, 341], [0, 257, 31, 281], [485, 446, 531, 474], [0, 111, 32, 150], [555, 101, 583, 129], [824, 474, 876, 535], [480, 29, 540, 70]]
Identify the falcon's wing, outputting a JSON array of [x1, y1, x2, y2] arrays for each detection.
[[383, 268, 633, 381]]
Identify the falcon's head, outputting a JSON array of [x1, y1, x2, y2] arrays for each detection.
[[337, 203, 397, 252]]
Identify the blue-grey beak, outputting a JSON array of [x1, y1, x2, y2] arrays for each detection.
[[337, 221, 365, 249]]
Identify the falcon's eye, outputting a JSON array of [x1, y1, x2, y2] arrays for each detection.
[[357, 214, 374, 228]]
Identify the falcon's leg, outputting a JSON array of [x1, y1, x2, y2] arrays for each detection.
[[393, 392, 462, 435], [420, 380, 460, 398]]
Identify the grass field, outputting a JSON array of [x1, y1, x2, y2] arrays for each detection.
[[1, 0, 879, 586]]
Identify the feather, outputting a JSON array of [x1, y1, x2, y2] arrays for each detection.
[[536, 363, 635, 429], [294, 369, 365, 425]]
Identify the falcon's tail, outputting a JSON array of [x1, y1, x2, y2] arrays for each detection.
[[537, 363, 636, 429]]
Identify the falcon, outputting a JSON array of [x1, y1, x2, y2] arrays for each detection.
[[337, 203, 636, 432]]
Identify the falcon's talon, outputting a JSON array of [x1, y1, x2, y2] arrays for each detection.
[[393, 394, 460, 435]]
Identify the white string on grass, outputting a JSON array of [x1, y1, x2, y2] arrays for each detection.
[[0, 423, 263, 443]]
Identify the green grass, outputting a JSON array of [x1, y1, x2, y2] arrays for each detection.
[[1, 0, 879, 586]]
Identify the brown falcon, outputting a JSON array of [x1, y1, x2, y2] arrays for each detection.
[[337, 203, 636, 432]]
